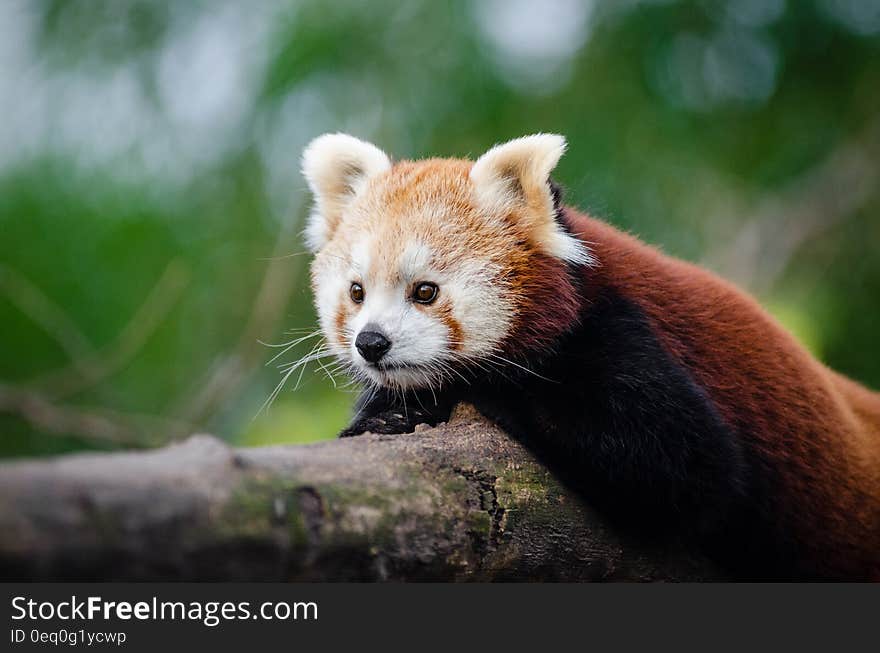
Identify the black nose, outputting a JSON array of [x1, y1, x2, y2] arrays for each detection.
[[355, 329, 391, 363]]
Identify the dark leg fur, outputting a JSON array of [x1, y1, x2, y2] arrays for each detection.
[[339, 386, 457, 437], [471, 290, 750, 541], [339, 288, 750, 562]]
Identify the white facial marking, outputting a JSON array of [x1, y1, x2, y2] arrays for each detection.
[[546, 231, 595, 266], [399, 241, 433, 282], [347, 241, 442, 380], [444, 259, 511, 355], [312, 227, 513, 390], [313, 251, 350, 351], [350, 239, 372, 281]]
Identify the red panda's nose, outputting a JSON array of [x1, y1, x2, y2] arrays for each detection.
[[355, 329, 391, 363]]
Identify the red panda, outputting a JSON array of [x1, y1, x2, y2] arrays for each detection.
[[301, 133, 880, 580]]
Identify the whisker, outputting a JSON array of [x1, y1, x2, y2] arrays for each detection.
[[315, 356, 339, 388], [255, 362, 300, 419], [275, 350, 332, 370], [261, 331, 323, 365], [485, 352, 557, 383], [421, 369, 439, 405], [259, 331, 322, 348], [256, 251, 312, 261]]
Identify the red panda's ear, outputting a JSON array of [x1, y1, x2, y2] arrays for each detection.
[[301, 133, 391, 251], [470, 134, 591, 265]]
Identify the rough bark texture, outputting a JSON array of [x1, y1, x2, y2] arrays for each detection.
[[0, 405, 723, 581]]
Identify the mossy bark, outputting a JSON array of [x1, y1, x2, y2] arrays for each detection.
[[0, 405, 722, 580]]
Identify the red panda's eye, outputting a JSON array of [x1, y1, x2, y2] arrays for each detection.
[[413, 282, 438, 304], [350, 282, 364, 303]]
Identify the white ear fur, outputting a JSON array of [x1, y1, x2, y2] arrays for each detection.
[[470, 133, 566, 201], [470, 134, 592, 265], [301, 133, 391, 251]]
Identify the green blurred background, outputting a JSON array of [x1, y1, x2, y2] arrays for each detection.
[[1, 0, 878, 458]]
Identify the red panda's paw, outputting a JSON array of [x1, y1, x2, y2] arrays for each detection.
[[338, 409, 435, 438]]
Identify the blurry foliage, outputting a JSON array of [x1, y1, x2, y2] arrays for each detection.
[[0, 0, 878, 458]]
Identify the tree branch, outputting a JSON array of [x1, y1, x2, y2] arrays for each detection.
[[0, 405, 723, 581]]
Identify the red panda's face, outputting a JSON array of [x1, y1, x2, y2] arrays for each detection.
[[302, 134, 590, 390]]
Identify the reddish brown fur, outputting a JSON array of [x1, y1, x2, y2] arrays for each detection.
[[435, 300, 464, 352], [565, 209, 880, 578], [503, 246, 582, 358], [334, 304, 350, 349]]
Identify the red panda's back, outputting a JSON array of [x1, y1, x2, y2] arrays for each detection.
[[570, 209, 880, 578]]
